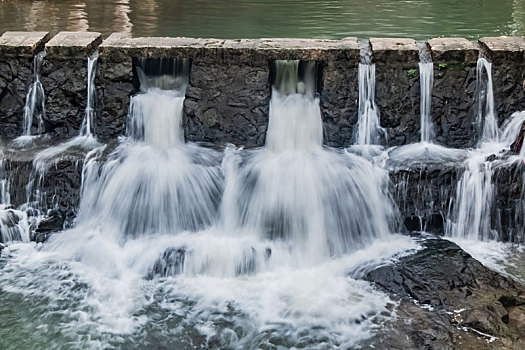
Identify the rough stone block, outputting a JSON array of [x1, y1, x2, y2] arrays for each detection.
[[0, 31, 50, 57], [370, 38, 419, 63], [427, 38, 479, 62], [45, 31, 102, 58]]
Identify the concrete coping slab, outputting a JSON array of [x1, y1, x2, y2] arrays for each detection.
[[102, 34, 358, 50], [427, 38, 479, 62], [479, 36, 525, 64], [479, 36, 525, 52], [99, 34, 359, 62], [0, 31, 50, 57], [370, 38, 419, 63], [45, 31, 102, 58]]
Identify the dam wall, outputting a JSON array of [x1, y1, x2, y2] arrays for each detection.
[[0, 31, 524, 147], [0, 32, 524, 238]]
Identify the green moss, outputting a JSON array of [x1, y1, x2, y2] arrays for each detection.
[[438, 63, 447, 70], [407, 68, 418, 78]]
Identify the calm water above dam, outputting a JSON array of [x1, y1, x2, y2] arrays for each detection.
[[0, 0, 524, 39]]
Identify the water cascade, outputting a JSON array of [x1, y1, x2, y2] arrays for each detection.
[[418, 42, 434, 143], [15, 51, 46, 144], [77, 58, 221, 238], [355, 63, 384, 145], [446, 112, 525, 241], [445, 58, 503, 241], [0, 158, 34, 245], [0, 57, 418, 349], [476, 57, 499, 143], [80, 51, 98, 138]]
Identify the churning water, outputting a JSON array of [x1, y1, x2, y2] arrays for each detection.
[[0, 63, 420, 349]]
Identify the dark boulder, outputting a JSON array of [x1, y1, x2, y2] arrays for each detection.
[[364, 238, 525, 347]]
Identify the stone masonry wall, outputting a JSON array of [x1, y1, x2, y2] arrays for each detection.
[[371, 38, 421, 146], [0, 31, 524, 239], [40, 32, 102, 139], [0, 32, 49, 138], [428, 38, 479, 148], [1, 31, 523, 147]]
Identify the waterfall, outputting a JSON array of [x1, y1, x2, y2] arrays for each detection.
[[446, 112, 525, 241], [80, 51, 98, 138], [0, 160, 33, 245], [447, 154, 497, 241], [419, 62, 434, 142], [476, 57, 499, 143], [355, 63, 384, 145], [0, 57, 419, 349], [15, 51, 46, 144], [75, 59, 222, 239], [222, 60, 396, 265]]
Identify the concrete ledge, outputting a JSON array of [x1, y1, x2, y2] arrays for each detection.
[[100, 34, 359, 63], [0, 31, 50, 57], [45, 31, 102, 58], [479, 37, 525, 64], [370, 38, 419, 63], [427, 38, 479, 62]]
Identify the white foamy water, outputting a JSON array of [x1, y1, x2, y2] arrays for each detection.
[[0, 67, 417, 349]]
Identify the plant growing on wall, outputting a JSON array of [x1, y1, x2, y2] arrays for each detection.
[[407, 68, 418, 78]]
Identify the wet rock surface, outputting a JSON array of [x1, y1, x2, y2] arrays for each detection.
[[5, 155, 83, 225], [364, 238, 525, 349], [432, 62, 478, 148], [492, 160, 525, 242], [371, 39, 421, 146], [390, 163, 460, 233]]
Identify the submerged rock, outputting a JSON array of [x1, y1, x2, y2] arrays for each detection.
[[364, 238, 525, 348], [147, 248, 186, 279]]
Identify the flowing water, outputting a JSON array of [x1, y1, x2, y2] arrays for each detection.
[[355, 64, 384, 146], [446, 111, 525, 241], [14, 51, 46, 145], [0, 60, 423, 349], [419, 62, 434, 143], [80, 51, 98, 138], [444, 56, 525, 241], [476, 58, 499, 143]]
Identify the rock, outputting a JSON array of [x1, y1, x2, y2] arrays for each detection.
[[35, 209, 65, 234], [147, 248, 186, 279], [364, 238, 525, 346], [34, 232, 46, 244]]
